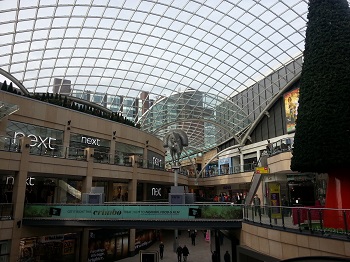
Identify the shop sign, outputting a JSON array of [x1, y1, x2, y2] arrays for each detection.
[[81, 136, 100, 146], [6, 176, 35, 186], [14, 132, 56, 149], [41, 234, 64, 242], [287, 174, 314, 181], [219, 158, 230, 164], [152, 157, 162, 166], [151, 187, 161, 196], [255, 167, 269, 174]]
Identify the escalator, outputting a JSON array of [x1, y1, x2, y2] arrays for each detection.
[[244, 151, 269, 205]]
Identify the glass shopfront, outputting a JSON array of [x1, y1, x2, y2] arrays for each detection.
[[115, 142, 143, 166], [69, 133, 110, 160], [21, 176, 83, 204], [19, 234, 78, 262], [218, 157, 231, 175], [147, 150, 164, 169], [0, 240, 10, 261], [6, 121, 63, 156], [88, 229, 129, 262], [287, 173, 316, 206]]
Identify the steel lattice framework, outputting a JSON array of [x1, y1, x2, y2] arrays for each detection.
[[0, 0, 317, 160]]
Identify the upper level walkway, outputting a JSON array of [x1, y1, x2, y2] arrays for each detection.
[[20, 202, 350, 241]]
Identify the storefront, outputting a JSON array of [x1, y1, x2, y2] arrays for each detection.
[[145, 183, 169, 202], [19, 233, 78, 262], [147, 150, 164, 170], [88, 229, 129, 262], [69, 133, 110, 160], [261, 173, 326, 208], [6, 120, 64, 156], [218, 157, 231, 175], [205, 163, 218, 177], [87, 229, 156, 262], [287, 173, 317, 206], [114, 142, 143, 166], [0, 240, 10, 261]]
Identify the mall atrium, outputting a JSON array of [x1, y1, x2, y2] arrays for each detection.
[[1, 1, 349, 262]]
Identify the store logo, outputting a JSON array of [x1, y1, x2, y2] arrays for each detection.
[[6, 176, 35, 185], [152, 157, 162, 166], [151, 187, 161, 196], [81, 136, 100, 146], [14, 131, 56, 150]]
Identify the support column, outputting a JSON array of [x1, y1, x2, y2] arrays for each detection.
[[107, 181, 114, 202], [256, 149, 261, 166], [240, 153, 244, 173], [80, 228, 90, 262], [129, 229, 136, 257], [231, 236, 239, 262], [143, 142, 148, 169], [110, 133, 116, 164], [128, 179, 137, 256], [215, 230, 221, 262], [9, 137, 30, 262], [128, 179, 137, 202], [82, 148, 94, 194], [143, 183, 148, 201], [63, 122, 71, 153]]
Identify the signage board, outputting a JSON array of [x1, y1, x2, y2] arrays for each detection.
[[255, 167, 269, 174]]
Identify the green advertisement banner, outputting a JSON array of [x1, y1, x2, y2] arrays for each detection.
[[24, 204, 243, 220]]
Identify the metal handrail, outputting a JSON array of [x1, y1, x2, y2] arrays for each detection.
[[244, 204, 350, 238], [0, 135, 20, 152]]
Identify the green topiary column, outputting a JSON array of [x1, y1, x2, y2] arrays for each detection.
[[291, 0, 350, 229]]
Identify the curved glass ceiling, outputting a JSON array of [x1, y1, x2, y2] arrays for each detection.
[[0, 0, 311, 160]]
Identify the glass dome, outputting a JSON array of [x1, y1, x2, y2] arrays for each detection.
[[0, 0, 311, 159]]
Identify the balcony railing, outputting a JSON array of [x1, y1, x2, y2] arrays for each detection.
[[244, 205, 350, 239], [0, 135, 20, 152], [21, 202, 350, 240], [200, 163, 256, 178], [270, 137, 293, 156]]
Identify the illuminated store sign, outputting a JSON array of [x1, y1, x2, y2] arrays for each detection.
[[151, 188, 162, 197], [14, 131, 56, 149], [81, 136, 100, 146], [152, 157, 162, 166], [6, 176, 35, 186]]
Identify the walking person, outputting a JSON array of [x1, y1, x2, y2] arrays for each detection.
[[211, 250, 219, 262], [282, 195, 290, 217], [182, 245, 189, 262], [159, 241, 164, 260], [176, 245, 183, 262], [190, 231, 196, 246], [253, 194, 261, 217], [224, 250, 231, 262], [266, 140, 273, 155]]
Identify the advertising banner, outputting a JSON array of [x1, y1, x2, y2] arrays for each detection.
[[268, 182, 281, 219], [24, 204, 243, 220], [283, 88, 299, 133]]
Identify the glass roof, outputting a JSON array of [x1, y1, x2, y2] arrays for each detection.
[[0, 0, 312, 160]]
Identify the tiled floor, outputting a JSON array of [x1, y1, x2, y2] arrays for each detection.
[[120, 229, 232, 262]]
